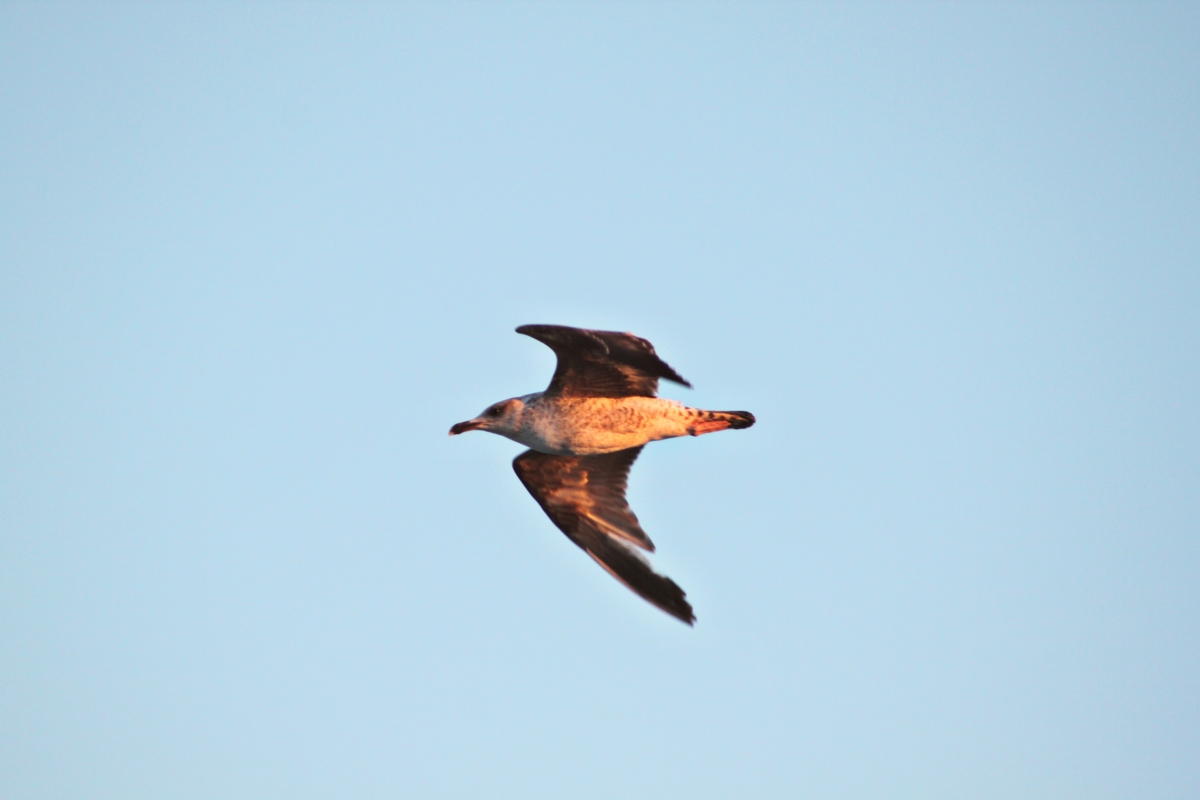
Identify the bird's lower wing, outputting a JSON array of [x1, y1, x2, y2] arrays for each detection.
[[579, 532, 695, 625], [512, 448, 695, 625]]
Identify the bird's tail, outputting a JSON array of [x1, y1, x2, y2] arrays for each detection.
[[686, 409, 756, 436]]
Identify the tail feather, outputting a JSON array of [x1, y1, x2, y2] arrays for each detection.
[[687, 409, 756, 436], [720, 410, 756, 429]]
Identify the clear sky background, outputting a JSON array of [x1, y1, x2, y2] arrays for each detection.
[[2, 3, 1197, 798]]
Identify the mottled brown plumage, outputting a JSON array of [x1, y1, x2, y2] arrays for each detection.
[[450, 324, 755, 624]]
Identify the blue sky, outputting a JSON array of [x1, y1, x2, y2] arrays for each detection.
[[2, 4, 1197, 798]]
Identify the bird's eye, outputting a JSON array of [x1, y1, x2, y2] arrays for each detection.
[[487, 405, 503, 417]]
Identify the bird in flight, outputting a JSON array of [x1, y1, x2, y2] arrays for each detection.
[[449, 324, 755, 625]]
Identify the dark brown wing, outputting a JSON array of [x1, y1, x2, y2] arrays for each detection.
[[512, 447, 695, 625], [516, 324, 691, 398]]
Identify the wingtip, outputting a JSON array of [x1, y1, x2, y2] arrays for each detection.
[[671, 600, 697, 626], [645, 587, 697, 626], [659, 366, 691, 388]]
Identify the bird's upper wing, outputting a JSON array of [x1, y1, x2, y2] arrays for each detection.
[[516, 324, 691, 398], [512, 446, 695, 625]]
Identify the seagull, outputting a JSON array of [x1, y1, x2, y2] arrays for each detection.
[[449, 324, 755, 625]]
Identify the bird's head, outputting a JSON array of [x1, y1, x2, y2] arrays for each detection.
[[449, 397, 526, 437]]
